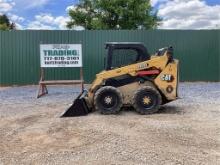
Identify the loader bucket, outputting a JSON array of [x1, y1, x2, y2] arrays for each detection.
[[61, 90, 91, 117]]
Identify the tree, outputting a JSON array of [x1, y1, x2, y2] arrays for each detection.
[[0, 14, 16, 30], [67, 0, 160, 30]]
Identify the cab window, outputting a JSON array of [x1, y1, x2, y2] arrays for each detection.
[[111, 49, 139, 68]]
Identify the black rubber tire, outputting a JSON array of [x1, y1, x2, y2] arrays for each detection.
[[94, 86, 123, 115], [132, 86, 162, 115]]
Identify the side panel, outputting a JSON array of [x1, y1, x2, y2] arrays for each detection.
[[118, 81, 155, 105], [154, 60, 179, 100], [118, 82, 141, 105]]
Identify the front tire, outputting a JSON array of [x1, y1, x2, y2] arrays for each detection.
[[94, 86, 123, 115], [133, 86, 162, 115]]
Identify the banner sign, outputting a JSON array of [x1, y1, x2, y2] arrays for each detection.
[[40, 44, 82, 67]]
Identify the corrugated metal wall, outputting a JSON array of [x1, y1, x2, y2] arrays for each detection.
[[0, 30, 219, 85]]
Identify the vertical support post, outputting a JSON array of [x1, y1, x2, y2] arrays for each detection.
[[41, 68, 44, 81], [80, 67, 84, 93], [42, 67, 48, 94], [37, 67, 48, 98]]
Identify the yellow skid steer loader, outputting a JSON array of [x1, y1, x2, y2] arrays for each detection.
[[62, 42, 179, 117]]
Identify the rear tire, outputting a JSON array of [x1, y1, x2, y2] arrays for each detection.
[[133, 86, 162, 115], [94, 86, 123, 115]]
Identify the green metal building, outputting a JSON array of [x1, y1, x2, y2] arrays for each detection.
[[0, 30, 219, 85]]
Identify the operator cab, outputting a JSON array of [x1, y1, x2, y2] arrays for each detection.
[[105, 42, 150, 70]]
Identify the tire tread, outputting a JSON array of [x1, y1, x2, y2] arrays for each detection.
[[94, 86, 123, 115], [132, 86, 162, 115]]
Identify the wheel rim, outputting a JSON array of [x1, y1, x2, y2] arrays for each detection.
[[137, 91, 157, 110], [99, 91, 118, 110]]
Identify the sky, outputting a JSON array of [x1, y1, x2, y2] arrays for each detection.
[[0, 0, 219, 30]]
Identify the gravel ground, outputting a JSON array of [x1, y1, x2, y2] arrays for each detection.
[[0, 83, 220, 165]]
